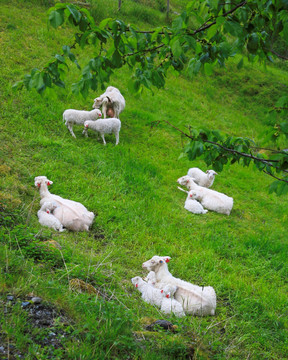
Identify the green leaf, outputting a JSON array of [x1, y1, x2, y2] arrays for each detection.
[[204, 62, 213, 75], [48, 9, 64, 28], [172, 16, 184, 33], [171, 39, 182, 58], [67, 5, 81, 24]]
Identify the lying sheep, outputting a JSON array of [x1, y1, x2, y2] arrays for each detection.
[[188, 189, 233, 216], [187, 168, 218, 188], [34, 176, 94, 231], [131, 276, 163, 307], [93, 86, 125, 119], [177, 175, 233, 215], [63, 108, 102, 138], [142, 256, 216, 316], [37, 201, 65, 232], [84, 118, 121, 145], [160, 285, 186, 318], [177, 187, 208, 214]]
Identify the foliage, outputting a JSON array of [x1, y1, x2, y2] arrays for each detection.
[[13, 0, 288, 194]]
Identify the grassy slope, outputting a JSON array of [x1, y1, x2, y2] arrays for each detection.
[[1, 1, 287, 359]]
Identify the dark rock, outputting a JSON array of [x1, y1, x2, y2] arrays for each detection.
[[145, 320, 177, 332]]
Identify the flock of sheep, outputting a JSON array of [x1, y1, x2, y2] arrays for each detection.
[[63, 86, 125, 145], [34, 86, 236, 317]]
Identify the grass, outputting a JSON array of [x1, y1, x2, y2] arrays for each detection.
[[0, 0, 288, 359]]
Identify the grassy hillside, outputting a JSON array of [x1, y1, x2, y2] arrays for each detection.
[[1, 1, 287, 359]]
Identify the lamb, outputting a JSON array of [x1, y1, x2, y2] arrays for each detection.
[[142, 256, 217, 316], [34, 176, 95, 231], [177, 187, 208, 214], [131, 276, 163, 307], [63, 108, 102, 138], [160, 285, 186, 318], [37, 201, 65, 232], [145, 271, 156, 286], [188, 189, 233, 216], [93, 86, 125, 119], [187, 168, 218, 188], [84, 118, 121, 145], [177, 175, 233, 215]]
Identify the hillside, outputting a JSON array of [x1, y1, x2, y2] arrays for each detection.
[[0, 1, 287, 359]]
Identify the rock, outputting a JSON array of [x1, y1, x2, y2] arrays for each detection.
[[7, 295, 14, 301], [31, 297, 42, 304], [21, 301, 31, 308], [145, 320, 178, 332]]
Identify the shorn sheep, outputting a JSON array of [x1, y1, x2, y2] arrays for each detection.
[[131, 276, 163, 307], [177, 175, 233, 215], [84, 118, 121, 145], [34, 176, 94, 231], [177, 186, 208, 214], [160, 284, 186, 317], [187, 168, 218, 188], [93, 86, 125, 119], [142, 256, 217, 316], [37, 201, 65, 232], [63, 108, 102, 138]]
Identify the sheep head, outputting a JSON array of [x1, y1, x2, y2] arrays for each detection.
[[142, 256, 171, 272], [177, 175, 197, 188], [92, 97, 103, 109], [34, 176, 53, 188], [206, 170, 218, 179], [188, 190, 199, 200], [131, 276, 143, 288]]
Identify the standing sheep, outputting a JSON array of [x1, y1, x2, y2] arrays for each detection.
[[37, 201, 65, 232], [63, 108, 102, 138], [142, 256, 217, 316], [84, 118, 121, 145], [34, 176, 95, 231], [187, 168, 218, 188], [93, 86, 125, 119]]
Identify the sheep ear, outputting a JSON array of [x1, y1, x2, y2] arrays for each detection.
[[46, 180, 53, 186], [164, 256, 171, 263]]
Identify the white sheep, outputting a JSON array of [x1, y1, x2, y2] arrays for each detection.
[[142, 256, 217, 316], [37, 201, 65, 232], [177, 187, 208, 214], [160, 285, 186, 318], [63, 108, 102, 138], [131, 276, 163, 307], [84, 118, 121, 145], [177, 175, 233, 215], [34, 176, 95, 231], [145, 271, 157, 286], [187, 168, 218, 188], [188, 189, 233, 216], [93, 86, 125, 119]]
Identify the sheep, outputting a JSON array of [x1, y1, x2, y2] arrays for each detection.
[[84, 118, 121, 145], [93, 86, 125, 119], [160, 285, 186, 317], [188, 189, 233, 216], [63, 108, 102, 138], [37, 201, 65, 232], [131, 276, 163, 307], [34, 176, 95, 231], [177, 175, 233, 215], [142, 256, 217, 316], [145, 271, 157, 286], [187, 168, 218, 188], [177, 187, 208, 214]]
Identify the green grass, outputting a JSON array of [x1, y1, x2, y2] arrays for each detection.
[[0, 0, 288, 359]]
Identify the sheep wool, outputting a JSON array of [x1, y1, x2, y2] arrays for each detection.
[[160, 285, 186, 317], [93, 86, 125, 119], [187, 168, 218, 188], [37, 201, 65, 232], [84, 118, 121, 145], [131, 276, 163, 307], [63, 108, 102, 138], [142, 255, 217, 316]]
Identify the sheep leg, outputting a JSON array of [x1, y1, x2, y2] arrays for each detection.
[[101, 134, 106, 145], [115, 132, 119, 145], [66, 123, 76, 138], [82, 127, 89, 137]]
